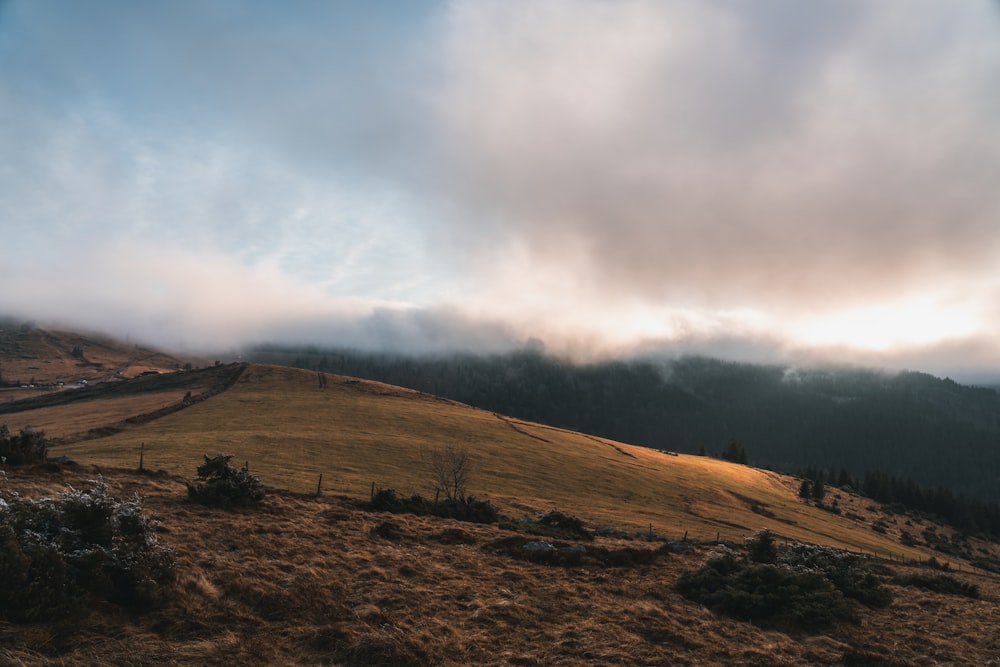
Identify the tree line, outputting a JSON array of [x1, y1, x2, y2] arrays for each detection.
[[247, 345, 1000, 504], [798, 465, 1000, 539]]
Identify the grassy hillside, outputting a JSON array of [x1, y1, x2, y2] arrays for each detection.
[[19, 363, 949, 561], [4, 361, 1000, 665], [2, 467, 998, 666], [0, 322, 191, 391], [260, 347, 1000, 501]]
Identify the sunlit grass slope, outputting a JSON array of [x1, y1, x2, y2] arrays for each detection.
[[52, 364, 926, 559]]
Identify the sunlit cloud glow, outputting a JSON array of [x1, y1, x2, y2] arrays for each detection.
[[790, 297, 982, 352], [3, 0, 1000, 379]]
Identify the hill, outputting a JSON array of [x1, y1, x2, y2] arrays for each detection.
[[251, 346, 1000, 502], [2, 466, 999, 666], [0, 321, 193, 391], [2, 339, 1000, 663], [0, 363, 957, 557]]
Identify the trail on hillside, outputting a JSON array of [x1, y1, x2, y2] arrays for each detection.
[[3, 364, 250, 444], [493, 413, 638, 459]]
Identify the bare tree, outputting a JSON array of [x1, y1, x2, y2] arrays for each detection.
[[428, 444, 472, 503]]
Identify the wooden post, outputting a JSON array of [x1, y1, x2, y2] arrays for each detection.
[[316, 473, 323, 497], [138, 442, 145, 473], [371, 481, 375, 502]]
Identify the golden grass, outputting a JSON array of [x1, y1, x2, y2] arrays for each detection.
[[43, 364, 938, 563], [1, 392, 192, 438], [2, 467, 999, 666]]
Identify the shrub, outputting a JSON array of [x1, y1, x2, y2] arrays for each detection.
[[186, 454, 265, 506], [426, 445, 472, 503], [892, 573, 980, 599], [525, 510, 593, 541], [777, 542, 892, 608], [0, 424, 48, 465], [366, 488, 499, 524], [676, 533, 892, 630], [676, 552, 856, 629], [0, 478, 175, 621], [746, 529, 777, 564]]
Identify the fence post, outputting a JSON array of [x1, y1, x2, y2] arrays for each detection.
[[138, 442, 144, 473], [316, 473, 323, 497]]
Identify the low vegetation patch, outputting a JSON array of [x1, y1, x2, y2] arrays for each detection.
[[676, 531, 891, 631], [186, 453, 265, 506], [489, 535, 668, 568], [518, 509, 593, 541], [892, 573, 980, 599], [0, 478, 175, 622], [0, 423, 47, 465], [367, 487, 499, 524]]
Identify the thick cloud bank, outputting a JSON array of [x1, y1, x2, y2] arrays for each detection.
[[2, 1, 1000, 377]]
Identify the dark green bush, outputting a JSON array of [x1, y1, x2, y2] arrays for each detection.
[[676, 533, 892, 631], [778, 542, 893, 608], [0, 424, 48, 465], [525, 510, 593, 541], [746, 529, 777, 563], [367, 488, 499, 524], [676, 553, 857, 629], [186, 454, 265, 506], [892, 573, 980, 599], [0, 478, 175, 622]]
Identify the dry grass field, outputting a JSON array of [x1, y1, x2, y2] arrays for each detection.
[[34, 364, 948, 559], [3, 352, 1000, 665], [1, 468, 998, 666], [0, 325, 186, 389]]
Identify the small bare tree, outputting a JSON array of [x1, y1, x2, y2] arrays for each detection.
[[428, 444, 472, 503]]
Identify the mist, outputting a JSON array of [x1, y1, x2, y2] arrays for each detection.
[[3, 1, 1000, 382]]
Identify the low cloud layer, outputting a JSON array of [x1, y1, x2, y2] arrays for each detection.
[[3, 1, 1000, 379], [431, 1, 1000, 308]]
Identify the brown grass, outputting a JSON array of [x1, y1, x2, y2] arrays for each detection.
[[39, 365, 944, 561], [4, 361, 1000, 663], [0, 325, 187, 387], [1, 392, 194, 438], [2, 466, 998, 666]]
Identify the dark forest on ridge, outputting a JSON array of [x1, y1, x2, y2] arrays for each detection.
[[250, 346, 1000, 509]]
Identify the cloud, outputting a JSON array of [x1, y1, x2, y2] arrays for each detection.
[[0, 231, 521, 355], [4, 1, 1000, 378], [429, 0, 1000, 313]]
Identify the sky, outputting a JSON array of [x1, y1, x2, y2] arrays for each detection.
[[3, 1, 1000, 380]]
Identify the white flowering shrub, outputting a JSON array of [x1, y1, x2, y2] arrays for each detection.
[[0, 477, 175, 622]]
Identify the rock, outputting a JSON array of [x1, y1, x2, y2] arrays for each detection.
[[523, 540, 556, 551]]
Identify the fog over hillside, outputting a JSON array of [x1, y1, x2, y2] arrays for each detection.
[[3, 2, 1000, 381]]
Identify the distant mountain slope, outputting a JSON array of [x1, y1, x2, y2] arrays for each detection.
[[3, 346, 996, 562], [252, 347, 1000, 502], [0, 320, 191, 387], [4, 331, 1000, 665]]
